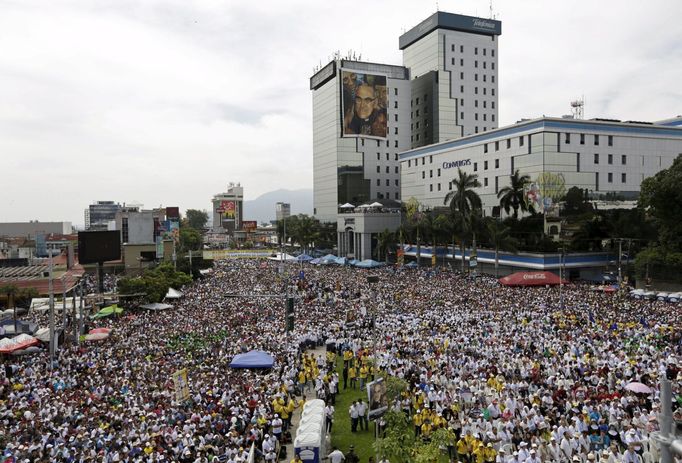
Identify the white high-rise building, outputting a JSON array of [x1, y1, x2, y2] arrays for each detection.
[[310, 60, 411, 223], [400, 12, 502, 147]]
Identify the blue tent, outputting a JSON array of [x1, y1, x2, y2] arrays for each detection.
[[296, 254, 314, 262], [354, 259, 384, 268], [229, 350, 275, 369], [404, 261, 418, 268]]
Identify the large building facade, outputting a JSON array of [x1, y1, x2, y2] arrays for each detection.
[[311, 60, 411, 223], [400, 117, 682, 216], [211, 183, 244, 233], [400, 12, 501, 148], [85, 201, 121, 231]]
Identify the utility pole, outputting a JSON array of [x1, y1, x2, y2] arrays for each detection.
[[48, 251, 55, 370], [559, 245, 565, 310]]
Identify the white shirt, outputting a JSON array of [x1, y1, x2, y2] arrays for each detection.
[[328, 449, 345, 463]]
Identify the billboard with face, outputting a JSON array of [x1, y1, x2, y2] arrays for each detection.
[[341, 70, 388, 138]]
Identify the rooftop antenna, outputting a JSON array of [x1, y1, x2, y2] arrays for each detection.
[[489, 0, 495, 19], [570, 96, 585, 120], [436, 1, 439, 12]]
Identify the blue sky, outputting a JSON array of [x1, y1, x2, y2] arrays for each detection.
[[1, 0, 680, 224]]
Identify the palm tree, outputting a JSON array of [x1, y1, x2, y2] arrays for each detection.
[[376, 229, 395, 263], [497, 170, 533, 219], [444, 168, 482, 272], [485, 219, 518, 277]]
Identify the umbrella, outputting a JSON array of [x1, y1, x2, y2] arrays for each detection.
[[369, 202, 383, 207], [339, 203, 355, 208], [625, 382, 653, 394], [84, 332, 110, 342], [89, 328, 111, 335]]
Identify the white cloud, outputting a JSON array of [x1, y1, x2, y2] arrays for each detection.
[[0, 0, 680, 224]]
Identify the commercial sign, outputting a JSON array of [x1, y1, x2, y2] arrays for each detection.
[[341, 70, 388, 139], [202, 249, 275, 260], [442, 159, 471, 169], [310, 60, 336, 90], [220, 201, 236, 219], [242, 221, 257, 231]]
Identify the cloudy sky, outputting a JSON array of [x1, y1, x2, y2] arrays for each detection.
[[1, 0, 680, 225]]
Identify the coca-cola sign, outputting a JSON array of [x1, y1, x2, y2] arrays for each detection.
[[522, 273, 547, 280]]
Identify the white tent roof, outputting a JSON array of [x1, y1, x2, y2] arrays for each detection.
[[267, 253, 297, 262], [339, 203, 355, 208], [369, 202, 383, 207], [294, 432, 321, 448], [34, 328, 50, 342], [140, 302, 173, 311], [165, 288, 183, 299]]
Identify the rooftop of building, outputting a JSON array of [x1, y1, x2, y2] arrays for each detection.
[[399, 116, 682, 160], [399, 11, 502, 50]]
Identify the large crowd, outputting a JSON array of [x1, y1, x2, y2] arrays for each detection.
[[0, 260, 680, 463]]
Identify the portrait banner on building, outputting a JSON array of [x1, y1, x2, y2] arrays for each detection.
[[341, 70, 388, 139], [367, 377, 388, 420]]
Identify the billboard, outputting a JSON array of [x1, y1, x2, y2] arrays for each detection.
[[242, 221, 257, 231], [341, 70, 388, 138], [78, 231, 121, 264], [202, 249, 275, 260], [367, 378, 388, 420], [218, 200, 236, 219]]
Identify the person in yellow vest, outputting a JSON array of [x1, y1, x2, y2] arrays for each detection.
[[348, 365, 357, 389], [413, 409, 424, 437], [359, 365, 369, 389], [457, 434, 470, 463], [343, 349, 353, 367], [483, 443, 497, 463], [297, 370, 306, 396], [420, 418, 433, 441], [472, 441, 486, 463]]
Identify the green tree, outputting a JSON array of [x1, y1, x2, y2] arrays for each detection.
[[185, 209, 209, 230], [484, 218, 518, 277], [562, 186, 592, 216], [287, 214, 320, 253], [570, 216, 612, 252], [0, 284, 19, 309], [376, 229, 395, 263], [497, 169, 532, 219], [117, 262, 192, 303], [444, 168, 482, 272], [639, 154, 682, 250], [179, 228, 202, 253]]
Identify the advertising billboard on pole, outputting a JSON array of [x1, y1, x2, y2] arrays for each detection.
[[341, 70, 388, 138]]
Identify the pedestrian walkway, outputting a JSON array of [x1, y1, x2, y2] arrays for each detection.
[[285, 344, 328, 462]]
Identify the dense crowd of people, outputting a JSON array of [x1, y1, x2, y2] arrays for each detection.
[[0, 260, 680, 463]]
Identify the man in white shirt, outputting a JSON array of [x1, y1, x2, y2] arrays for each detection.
[[349, 401, 359, 433], [328, 447, 345, 463]]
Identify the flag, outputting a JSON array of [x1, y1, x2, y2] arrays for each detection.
[[609, 322, 618, 331], [639, 317, 649, 328]]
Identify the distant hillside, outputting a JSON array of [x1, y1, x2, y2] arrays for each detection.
[[243, 189, 313, 224]]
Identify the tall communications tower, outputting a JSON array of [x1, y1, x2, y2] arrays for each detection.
[[570, 97, 585, 119]]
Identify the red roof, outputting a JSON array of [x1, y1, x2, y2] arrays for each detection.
[[499, 271, 568, 286]]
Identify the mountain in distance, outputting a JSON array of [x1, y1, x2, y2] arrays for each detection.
[[243, 188, 313, 224]]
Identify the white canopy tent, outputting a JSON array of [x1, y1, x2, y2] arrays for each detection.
[[165, 288, 183, 299]]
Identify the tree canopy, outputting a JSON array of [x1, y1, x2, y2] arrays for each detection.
[[117, 262, 192, 303], [185, 209, 209, 230]]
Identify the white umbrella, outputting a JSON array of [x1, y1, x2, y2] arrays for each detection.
[[369, 202, 383, 207], [339, 203, 355, 208]]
